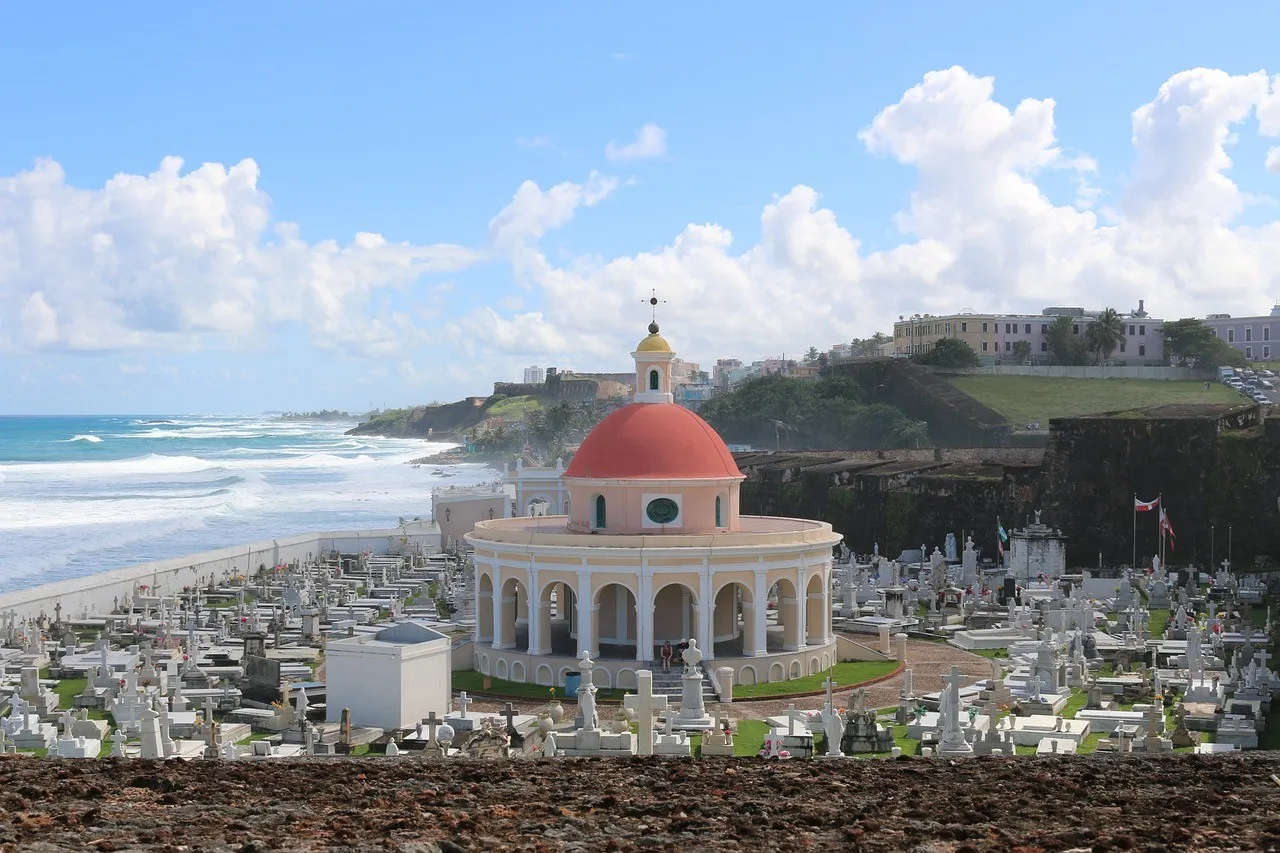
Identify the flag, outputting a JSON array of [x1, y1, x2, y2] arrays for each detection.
[[1134, 496, 1160, 512], [996, 519, 1007, 559], [1160, 507, 1176, 551]]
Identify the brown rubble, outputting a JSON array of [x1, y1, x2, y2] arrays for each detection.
[[1, 753, 1278, 852]]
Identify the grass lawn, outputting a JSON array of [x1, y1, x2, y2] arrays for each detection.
[[732, 660, 899, 699], [486, 395, 542, 419], [968, 648, 1009, 659], [452, 670, 628, 702], [947, 375, 1240, 425], [732, 719, 771, 757], [1147, 608, 1170, 638]]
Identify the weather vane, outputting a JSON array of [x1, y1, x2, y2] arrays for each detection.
[[642, 289, 666, 330]]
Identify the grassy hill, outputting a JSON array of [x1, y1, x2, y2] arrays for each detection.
[[946, 375, 1242, 425]]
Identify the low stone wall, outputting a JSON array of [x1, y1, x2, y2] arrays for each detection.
[[932, 364, 1216, 381], [0, 526, 437, 621]]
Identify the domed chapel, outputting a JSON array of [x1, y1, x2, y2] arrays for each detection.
[[465, 318, 842, 691]]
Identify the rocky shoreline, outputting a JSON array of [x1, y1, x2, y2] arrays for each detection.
[[1, 753, 1276, 851]]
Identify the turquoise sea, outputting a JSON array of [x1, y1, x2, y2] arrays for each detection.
[[0, 415, 493, 592]]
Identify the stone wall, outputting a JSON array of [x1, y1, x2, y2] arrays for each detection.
[[736, 403, 1280, 570]]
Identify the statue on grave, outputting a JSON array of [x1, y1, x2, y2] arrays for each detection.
[[681, 639, 703, 676], [823, 706, 843, 757]]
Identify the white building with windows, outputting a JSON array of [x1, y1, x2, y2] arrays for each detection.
[[466, 321, 842, 691], [1203, 307, 1280, 361], [522, 365, 545, 385]]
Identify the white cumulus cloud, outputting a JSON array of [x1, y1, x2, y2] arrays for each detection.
[[0, 156, 481, 356], [605, 124, 668, 162], [456, 65, 1280, 379]]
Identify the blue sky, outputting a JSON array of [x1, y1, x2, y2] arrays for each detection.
[[2, 3, 1280, 414]]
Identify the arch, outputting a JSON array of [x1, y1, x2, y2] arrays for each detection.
[[805, 572, 827, 646], [768, 662, 785, 683], [477, 572, 495, 644], [616, 669, 638, 690], [821, 653, 831, 670], [739, 665, 758, 686], [594, 494, 606, 529], [715, 495, 722, 527], [511, 661, 526, 683], [712, 581, 755, 658], [480, 654, 490, 676], [652, 581, 698, 645], [649, 369, 660, 391], [526, 496, 550, 517], [809, 656, 820, 676], [498, 577, 530, 652], [535, 665, 554, 686], [557, 667, 573, 688], [496, 659, 508, 680], [593, 666, 612, 689], [767, 577, 801, 653], [789, 660, 802, 678], [593, 582, 637, 660]]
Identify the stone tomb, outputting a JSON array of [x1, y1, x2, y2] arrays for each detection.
[[1000, 714, 1090, 747]]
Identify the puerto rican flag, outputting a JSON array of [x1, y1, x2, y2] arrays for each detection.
[[1134, 496, 1160, 512]]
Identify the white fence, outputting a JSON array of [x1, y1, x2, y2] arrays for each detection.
[[932, 364, 1214, 381]]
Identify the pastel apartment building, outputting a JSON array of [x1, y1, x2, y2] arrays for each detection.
[[1202, 307, 1280, 361], [892, 302, 1164, 364]]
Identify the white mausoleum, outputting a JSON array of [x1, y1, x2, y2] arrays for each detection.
[[465, 320, 842, 691], [325, 620, 452, 730]]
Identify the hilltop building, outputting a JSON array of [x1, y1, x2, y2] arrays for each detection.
[[465, 319, 842, 690], [1203, 306, 1280, 361], [892, 302, 1164, 364]]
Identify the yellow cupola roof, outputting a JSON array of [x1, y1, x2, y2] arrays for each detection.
[[635, 322, 673, 353]]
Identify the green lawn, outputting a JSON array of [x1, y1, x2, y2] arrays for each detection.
[[486, 395, 542, 419], [968, 648, 1009, 659], [452, 670, 628, 702], [1148, 609, 1170, 639], [947, 375, 1240, 426], [732, 660, 899, 700]]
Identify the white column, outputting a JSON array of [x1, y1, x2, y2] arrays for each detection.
[[490, 574, 503, 649], [752, 568, 768, 656], [575, 570, 595, 658], [526, 568, 543, 654], [825, 563, 835, 643], [796, 567, 808, 650], [637, 571, 653, 662], [698, 566, 713, 660]]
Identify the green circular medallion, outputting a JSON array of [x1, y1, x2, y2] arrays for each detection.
[[646, 498, 679, 524]]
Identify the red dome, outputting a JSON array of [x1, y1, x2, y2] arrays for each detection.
[[565, 403, 742, 480]]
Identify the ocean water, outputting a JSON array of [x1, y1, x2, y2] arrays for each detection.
[[0, 415, 495, 592]]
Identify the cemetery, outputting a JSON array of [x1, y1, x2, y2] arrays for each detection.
[[0, 321, 1278, 849]]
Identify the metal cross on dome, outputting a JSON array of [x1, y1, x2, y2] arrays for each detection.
[[642, 289, 666, 324]]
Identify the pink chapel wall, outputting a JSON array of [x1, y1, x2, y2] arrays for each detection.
[[564, 480, 742, 535]]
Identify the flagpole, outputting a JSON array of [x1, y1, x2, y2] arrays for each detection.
[[1132, 493, 1137, 570], [1158, 492, 1164, 567]]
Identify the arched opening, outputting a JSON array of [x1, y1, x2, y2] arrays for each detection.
[[542, 581, 578, 656], [594, 494, 606, 529], [805, 572, 828, 646], [715, 495, 722, 527], [594, 582, 638, 659], [712, 581, 756, 657], [477, 573, 495, 644], [649, 369, 659, 391], [766, 578, 801, 652], [653, 582, 698, 647], [527, 496, 550, 517], [498, 577, 530, 652]]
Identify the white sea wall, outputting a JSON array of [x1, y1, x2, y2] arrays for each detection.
[[0, 525, 442, 621]]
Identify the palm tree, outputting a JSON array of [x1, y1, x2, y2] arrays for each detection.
[[1086, 308, 1125, 364]]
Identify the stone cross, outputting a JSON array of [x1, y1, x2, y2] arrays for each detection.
[[110, 729, 126, 758], [456, 691, 470, 717], [623, 670, 668, 757], [501, 702, 520, 735], [1146, 702, 1163, 737], [422, 711, 442, 745]]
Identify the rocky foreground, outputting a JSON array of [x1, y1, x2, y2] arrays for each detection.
[[2, 753, 1278, 852]]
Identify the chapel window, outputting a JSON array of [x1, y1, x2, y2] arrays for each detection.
[[649, 370, 659, 391], [594, 495, 606, 529], [715, 495, 722, 527]]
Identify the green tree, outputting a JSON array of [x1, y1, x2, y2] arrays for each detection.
[[1160, 317, 1243, 367], [849, 332, 892, 358], [910, 337, 980, 369], [1085, 308, 1126, 363], [1010, 340, 1032, 365], [804, 346, 820, 363], [1045, 315, 1089, 365]]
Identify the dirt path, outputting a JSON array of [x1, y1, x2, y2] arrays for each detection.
[[1, 753, 1277, 851]]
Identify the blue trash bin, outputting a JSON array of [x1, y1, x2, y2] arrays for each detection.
[[563, 672, 581, 696]]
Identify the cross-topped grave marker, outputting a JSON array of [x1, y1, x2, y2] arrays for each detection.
[[457, 691, 470, 717], [623, 670, 668, 757]]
